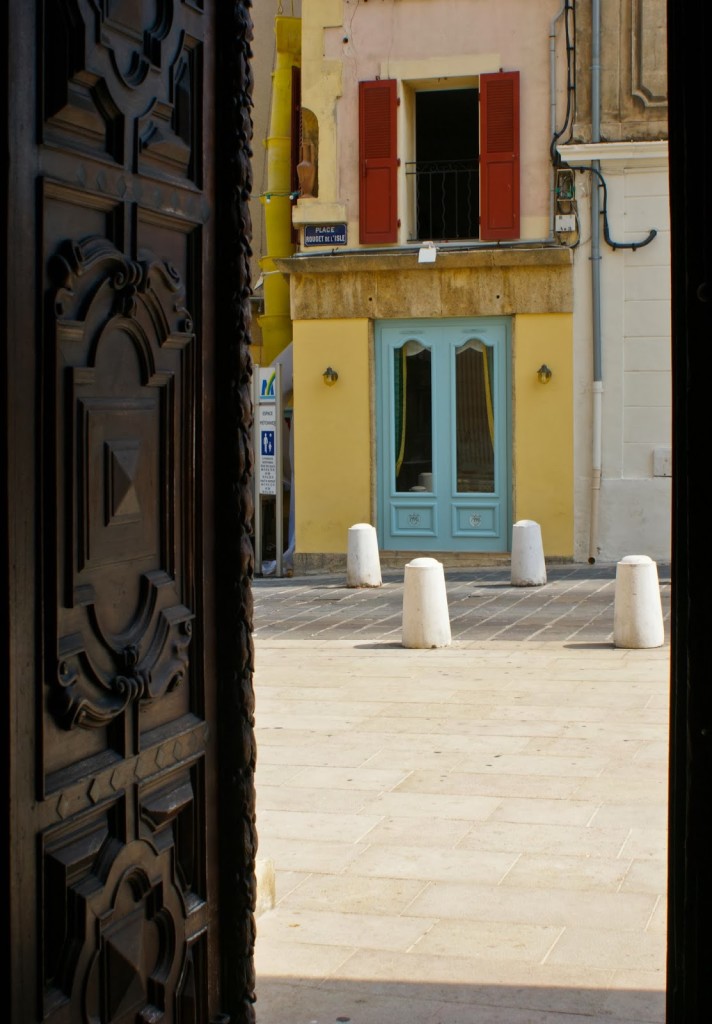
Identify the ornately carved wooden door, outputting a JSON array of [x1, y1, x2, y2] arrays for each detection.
[[4, 3, 257, 1022]]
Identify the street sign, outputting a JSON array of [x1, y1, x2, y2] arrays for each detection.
[[303, 223, 347, 247], [253, 362, 284, 573], [259, 367, 277, 401], [258, 403, 277, 495]]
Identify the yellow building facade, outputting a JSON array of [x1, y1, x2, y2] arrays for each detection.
[[284, 253, 573, 568], [272, 0, 576, 571]]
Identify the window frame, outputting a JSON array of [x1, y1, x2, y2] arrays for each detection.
[[359, 71, 521, 246]]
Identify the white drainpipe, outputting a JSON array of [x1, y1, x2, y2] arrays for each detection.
[[588, 0, 603, 563]]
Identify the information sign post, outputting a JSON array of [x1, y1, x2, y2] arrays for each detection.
[[252, 364, 283, 576]]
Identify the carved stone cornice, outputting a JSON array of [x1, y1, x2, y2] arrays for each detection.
[[631, 0, 668, 109], [559, 139, 668, 170]]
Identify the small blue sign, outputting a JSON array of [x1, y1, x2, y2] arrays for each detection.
[[261, 430, 275, 456], [304, 223, 348, 247]]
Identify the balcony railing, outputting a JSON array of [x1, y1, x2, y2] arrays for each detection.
[[406, 159, 480, 242]]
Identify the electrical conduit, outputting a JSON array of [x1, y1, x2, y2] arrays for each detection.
[[549, 2, 567, 235]]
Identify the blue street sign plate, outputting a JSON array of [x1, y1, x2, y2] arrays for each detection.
[[303, 223, 347, 247]]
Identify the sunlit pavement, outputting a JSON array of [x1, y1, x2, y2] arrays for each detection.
[[252, 563, 670, 1024]]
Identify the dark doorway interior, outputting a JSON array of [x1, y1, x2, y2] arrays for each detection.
[[412, 89, 479, 241]]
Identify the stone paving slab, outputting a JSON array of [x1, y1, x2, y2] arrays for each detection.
[[253, 562, 671, 645], [252, 563, 670, 1024]]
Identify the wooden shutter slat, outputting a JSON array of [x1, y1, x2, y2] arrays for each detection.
[[359, 79, 398, 244], [480, 70, 520, 241]]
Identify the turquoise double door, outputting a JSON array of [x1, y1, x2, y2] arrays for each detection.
[[376, 317, 511, 552]]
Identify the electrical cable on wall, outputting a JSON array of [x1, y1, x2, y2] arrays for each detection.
[[550, 0, 577, 167], [550, 0, 580, 247], [549, 0, 655, 253], [576, 165, 657, 251]]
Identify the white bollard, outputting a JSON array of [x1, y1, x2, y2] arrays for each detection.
[[613, 555, 665, 649], [511, 519, 547, 586], [346, 523, 382, 587], [401, 557, 451, 649]]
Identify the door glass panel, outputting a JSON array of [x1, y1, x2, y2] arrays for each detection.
[[394, 340, 432, 492], [455, 339, 494, 493]]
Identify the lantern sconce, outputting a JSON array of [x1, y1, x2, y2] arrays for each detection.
[[323, 366, 339, 386], [537, 364, 553, 384]]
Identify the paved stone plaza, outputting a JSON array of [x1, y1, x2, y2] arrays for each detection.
[[251, 563, 671, 1024]]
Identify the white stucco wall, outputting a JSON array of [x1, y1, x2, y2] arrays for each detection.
[[566, 143, 671, 563]]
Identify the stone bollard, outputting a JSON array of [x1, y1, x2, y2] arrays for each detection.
[[401, 557, 451, 649], [346, 523, 382, 587], [511, 519, 547, 586], [613, 555, 665, 649]]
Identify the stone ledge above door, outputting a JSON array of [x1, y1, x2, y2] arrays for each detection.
[[276, 246, 572, 320]]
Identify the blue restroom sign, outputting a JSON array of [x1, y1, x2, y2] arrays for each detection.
[[256, 369, 278, 496], [259, 418, 277, 495]]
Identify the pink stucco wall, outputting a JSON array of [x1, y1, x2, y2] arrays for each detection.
[[325, 0, 558, 65], [318, 0, 566, 237]]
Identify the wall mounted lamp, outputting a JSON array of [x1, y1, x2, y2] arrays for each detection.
[[537, 364, 553, 384], [322, 366, 339, 386]]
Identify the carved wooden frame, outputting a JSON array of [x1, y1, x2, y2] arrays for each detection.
[[214, 3, 258, 1022]]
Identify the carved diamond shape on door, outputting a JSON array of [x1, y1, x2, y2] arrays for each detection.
[[107, 439, 141, 524], [103, 910, 147, 1019], [78, 392, 162, 576], [51, 238, 194, 729]]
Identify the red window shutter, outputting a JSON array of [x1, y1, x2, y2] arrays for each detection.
[[480, 71, 520, 241], [359, 79, 398, 244]]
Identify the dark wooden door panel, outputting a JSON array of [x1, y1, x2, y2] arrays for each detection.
[[4, 2, 257, 1022], [50, 235, 194, 719], [38, 0, 212, 1013]]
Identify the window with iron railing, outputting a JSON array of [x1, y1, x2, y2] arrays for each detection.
[[406, 158, 480, 241], [409, 88, 479, 242], [359, 73, 519, 245]]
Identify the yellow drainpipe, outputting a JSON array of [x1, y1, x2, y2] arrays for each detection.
[[258, 15, 301, 365]]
